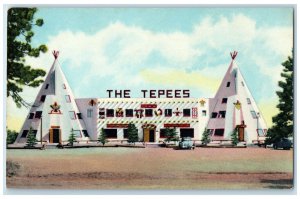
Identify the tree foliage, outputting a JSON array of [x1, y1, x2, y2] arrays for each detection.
[[266, 53, 293, 144], [98, 128, 108, 146], [7, 8, 48, 108], [127, 123, 139, 144], [201, 128, 211, 145], [231, 128, 239, 146], [26, 127, 37, 147], [164, 128, 179, 143], [6, 128, 18, 145], [68, 128, 76, 147]]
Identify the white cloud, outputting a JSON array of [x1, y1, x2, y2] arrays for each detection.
[[7, 13, 293, 129]]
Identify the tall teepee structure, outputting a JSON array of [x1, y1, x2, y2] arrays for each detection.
[[207, 51, 268, 144], [15, 51, 89, 144]]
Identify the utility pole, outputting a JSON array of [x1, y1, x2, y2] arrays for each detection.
[[40, 116, 43, 146]]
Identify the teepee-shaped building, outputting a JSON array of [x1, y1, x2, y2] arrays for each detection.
[[207, 51, 268, 144], [15, 51, 89, 144]]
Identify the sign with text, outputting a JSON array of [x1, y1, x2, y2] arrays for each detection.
[[164, 123, 190, 128]]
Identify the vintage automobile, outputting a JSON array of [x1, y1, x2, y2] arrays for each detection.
[[273, 138, 292, 150], [178, 137, 195, 150]]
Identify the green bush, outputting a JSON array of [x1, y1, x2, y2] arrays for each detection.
[[26, 127, 38, 148], [6, 129, 18, 145], [98, 128, 108, 146], [201, 128, 211, 145]]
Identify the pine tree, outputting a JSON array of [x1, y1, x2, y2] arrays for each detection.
[[7, 8, 48, 108], [68, 128, 76, 147], [98, 128, 108, 146], [6, 128, 18, 145], [266, 53, 293, 144], [26, 127, 37, 148], [231, 128, 239, 146], [127, 123, 139, 144], [201, 128, 211, 145], [164, 128, 179, 143]]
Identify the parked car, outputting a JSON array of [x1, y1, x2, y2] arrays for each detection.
[[273, 138, 292, 150], [179, 137, 195, 150]]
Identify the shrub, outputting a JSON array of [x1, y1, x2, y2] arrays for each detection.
[[98, 128, 108, 146], [68, 128, 76, 147], [26, 127, 37, 148], [201, 128, 211, 145]]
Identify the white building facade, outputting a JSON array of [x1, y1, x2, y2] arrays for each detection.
[[14, 51, 268, 145]]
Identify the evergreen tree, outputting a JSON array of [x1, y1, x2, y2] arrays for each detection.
[[26, 127, 37, 148], [127, 123, 139, 144], [164, 128, 179, 143], [201, 128, 211, 145], [6, 128, 18, 145], [68, 128, 76, 147], [98, 128, 108, 146], [7, 8, 48, 108], [266, 53, 293, 144], [231, 128, 239, 146]]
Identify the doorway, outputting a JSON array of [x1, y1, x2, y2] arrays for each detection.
[[238, 127, 244, 141], [49, 128, 61, 143], [143, 128, 155, 142]]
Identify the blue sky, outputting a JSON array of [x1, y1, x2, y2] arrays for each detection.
[[7, 7, 294, 130]]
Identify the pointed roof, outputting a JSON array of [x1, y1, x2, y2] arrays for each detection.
[[15, 50, 89, 143]]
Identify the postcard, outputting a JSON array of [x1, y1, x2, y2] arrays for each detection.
[[5, 6, 294, 191]]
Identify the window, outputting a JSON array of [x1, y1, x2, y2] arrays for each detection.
[[226, 82, 230, 87], [82, 130, 89, 137], [77, 113, 82, 119], [73, 130, 81, 137], [207, 129, 214, 136], [106, 109, 114, 117], [65, 95, 71, 103], [63, 84, 66, 89], [251, 111, 257, 119], [241, 81, 245, 87], [32, 130, 38, 137], [180, 128, 194, 138], [202, 110, 207, 116], [247, 98, 251, 104], [257, 129, 264, 137], [145, 109, 153, 117], [123, 129, 128, 139], [183, 109, 191, 117], [214, 129, 224, 136], [35, 111, 42, 119], [28, 113, 34, 119], [21, 130, 29, 138], [105, 129, 117, 138], [219, 111, 226, 118], [40, 95, 46, 102], [211, 112, 218, 118], [69, 111, 76, 120], [165, 109, 172, 117], [222, 98, 228, 104], [125, 109, 133, 117], [87, 109, 93, 118], [160, 129, 167, 138], [45, 84, 49, 89]]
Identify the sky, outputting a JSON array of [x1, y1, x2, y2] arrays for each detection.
[[6, 7, 294, 131]]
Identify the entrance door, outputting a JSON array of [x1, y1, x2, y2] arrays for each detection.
[[143, 129, 149, 142], [49, 128, 61, 143], [238, 127, 244, 141], [149, 129, 155, 142]]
